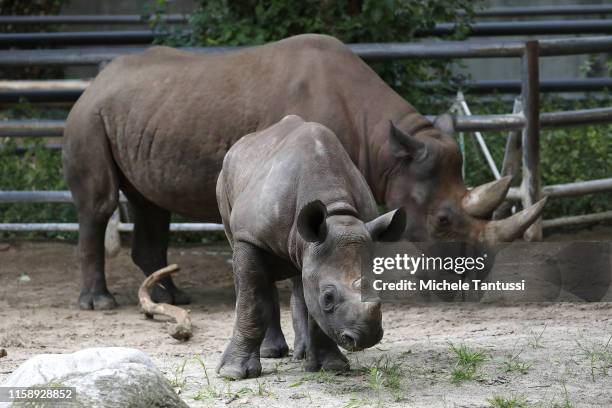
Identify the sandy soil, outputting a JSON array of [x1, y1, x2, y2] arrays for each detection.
[[0, 231, 611, 407]]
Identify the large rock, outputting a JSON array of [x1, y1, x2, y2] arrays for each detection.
[[1, 347, 187, 408]]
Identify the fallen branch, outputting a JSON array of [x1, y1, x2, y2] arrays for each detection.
[[138, 264, 192, 341]]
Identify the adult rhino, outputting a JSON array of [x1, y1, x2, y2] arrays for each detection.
[[63, 34, 544, 312]]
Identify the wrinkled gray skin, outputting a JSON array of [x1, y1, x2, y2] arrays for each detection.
[[215, 115, 406, 379], [63, 34, 543, 359]]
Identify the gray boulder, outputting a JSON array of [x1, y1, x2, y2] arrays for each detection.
[[1, 347, 187, 408]]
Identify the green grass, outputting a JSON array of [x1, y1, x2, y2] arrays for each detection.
[[290, 369, 337, 387], [575, 334, 612, 381], [191, 355, 256, 402], [501, 358, 531, 375], [449, 343, 487, 383], [487, 395, 528, 408], [500, 348, 531, 375], [552, 382, 575, 408], [167, 359, 188, 389], [528, 325, 547, 350]]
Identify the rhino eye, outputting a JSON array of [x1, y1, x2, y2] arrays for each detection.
[[322, 287, 336, 312]]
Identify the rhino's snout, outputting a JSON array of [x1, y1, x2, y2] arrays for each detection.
[[335, 299, 383, 351], [339, 325, 384, 351]]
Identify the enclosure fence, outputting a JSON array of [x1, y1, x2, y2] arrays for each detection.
[[1, 36, 612, 243]]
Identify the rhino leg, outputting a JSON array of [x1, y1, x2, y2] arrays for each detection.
[[291, 279, 349, 372], [127, 193, 190, 305], [217, 241, 273, 380], [260, 283, 289, 358], [304, 313, 349, 372], [63, 114, 118, 310], [290, 277, 308, 360]]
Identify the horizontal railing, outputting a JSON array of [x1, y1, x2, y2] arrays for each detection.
[[1, 6, 612, 26], [2, 78, 611, 105], [0, 223, 224, 232], [3, 107, 611, 138], [3, 20, 612, 47], [1, 36, 612, 66]]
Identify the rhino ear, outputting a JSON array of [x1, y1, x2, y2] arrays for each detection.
[[366, 208, 406, 242], [388, 121, 426, 160], [297, 200, 328, 242], [433, 113, 455, 135]]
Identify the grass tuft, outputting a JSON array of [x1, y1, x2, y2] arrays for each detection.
[[449, 343, 487, 383], [487, 395, 528, 408]]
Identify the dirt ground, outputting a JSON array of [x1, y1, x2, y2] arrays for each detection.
[[1, 228, 611, 407]]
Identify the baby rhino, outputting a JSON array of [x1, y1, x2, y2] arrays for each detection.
[[216, 115, 406, 379]]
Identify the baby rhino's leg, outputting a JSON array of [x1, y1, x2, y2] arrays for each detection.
[[217, 241, 274, 380], [260, 283, 289, 358]]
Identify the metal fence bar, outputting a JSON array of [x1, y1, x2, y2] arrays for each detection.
[[0, 14, 188, 25], [2, 36, 612, 66], [2, 6, 612, 26], [507, 178, 612, 201], [542, 211, 612, 229], [4, 177, 611, 206], [520, 41, 542, 241], [2, 106, 611, 138], [4, 78, 612, 105], [0, 120, 65, 137], [3, 21, 612, 47], [417, 78, 612, 94], [0, 223, 225, 232], [471, 5, 612, 17], [0, 191, 128, 203], [540, 107, 612, 128]]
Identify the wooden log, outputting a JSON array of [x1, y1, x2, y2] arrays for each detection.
[[138, 264, 192, 341]]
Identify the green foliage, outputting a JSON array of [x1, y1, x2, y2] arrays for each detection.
[[0, 0, 65, 22], [0, 137, 75, 239], [0, 103, 74, 239], [148, 0, 482, 104]]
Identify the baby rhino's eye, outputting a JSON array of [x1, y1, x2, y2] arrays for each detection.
[[322, 287, 336, 312]]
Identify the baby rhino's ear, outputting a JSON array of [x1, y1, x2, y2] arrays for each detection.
[[366, 208, 406, 242], [297, 200, 328, 242]]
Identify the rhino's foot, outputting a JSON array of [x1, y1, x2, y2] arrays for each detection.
[[217, 351, 262, 380], [79, 290, 117, 310], [304, 344, 349, 372], [260, 332, 289, 358], [151, 285, 191, 305], [292, 339, 307, 361]]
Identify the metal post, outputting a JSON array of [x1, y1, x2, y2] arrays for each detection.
[[520, 41, 542, 241], [456, 92, 501, 179], [450, 94, 466, 180], [493, 97, 523, 220]]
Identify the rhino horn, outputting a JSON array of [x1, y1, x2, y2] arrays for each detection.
[[482, 198, 547, 243], [463, 176, 513, 218]]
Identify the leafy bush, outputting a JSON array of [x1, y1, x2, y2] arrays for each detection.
[[148, 0, 480, 103]]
